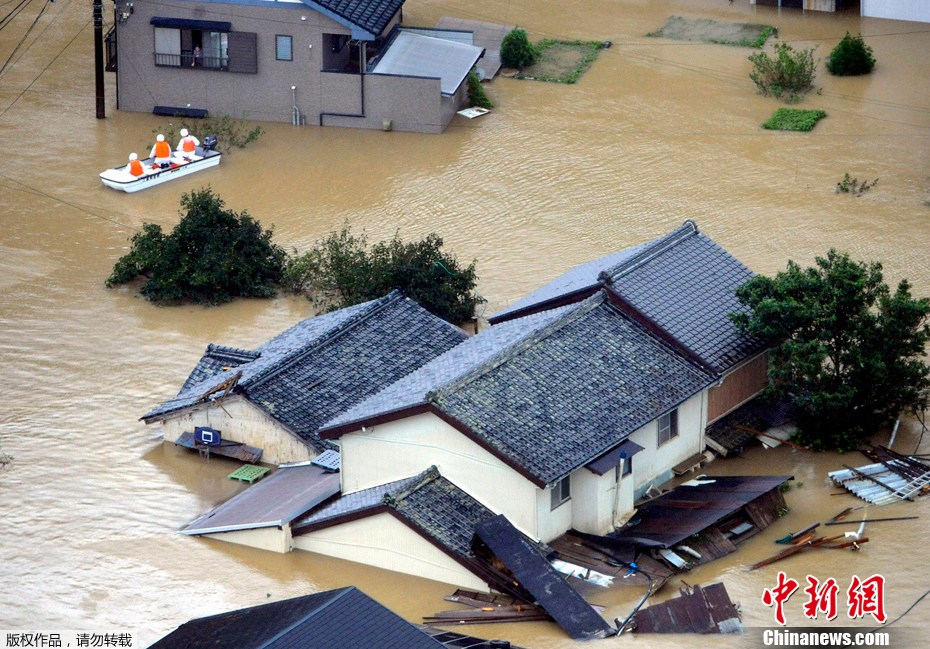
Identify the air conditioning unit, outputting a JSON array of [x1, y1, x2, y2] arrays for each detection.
[[194, 426, 222, 446]]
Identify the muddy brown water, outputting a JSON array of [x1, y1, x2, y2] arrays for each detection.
[[1, 0, 929, 646]]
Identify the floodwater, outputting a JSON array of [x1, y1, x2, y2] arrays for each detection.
[[1, 0, 929, 646]]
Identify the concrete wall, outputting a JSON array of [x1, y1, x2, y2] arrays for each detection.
[[117, 0, 467, 131], [156, 395, 314, 465], [202, 524, 290, 553], [571, 465, 633, 536], [294, 512, 488, 590], [862, 0, 930, 23]]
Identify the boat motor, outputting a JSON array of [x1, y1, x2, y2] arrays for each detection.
[[202, 135, 218, 152]]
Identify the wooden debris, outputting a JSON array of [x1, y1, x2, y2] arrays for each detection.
[[749, 534, 869, 571], [775, 522, 820, 544], [824, 516, 918, 526], [632, 583, 742, 634]]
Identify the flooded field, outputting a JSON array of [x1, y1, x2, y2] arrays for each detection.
[[1, 0, 929, 646]]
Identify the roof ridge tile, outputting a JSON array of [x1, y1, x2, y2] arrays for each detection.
[[598, 219, 698, 284]]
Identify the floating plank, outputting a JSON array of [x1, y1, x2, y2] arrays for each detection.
[[474, 515, 612, 639], [174, 431, 262, 463]]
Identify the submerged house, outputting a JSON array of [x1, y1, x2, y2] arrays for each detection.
[[142, 291, 467, 464], [489, 220, 769, 426], [111, 0, 485, 132], [176, 221, 773, 594]]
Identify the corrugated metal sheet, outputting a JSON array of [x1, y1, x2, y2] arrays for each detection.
[[828, 461, 930, 505]]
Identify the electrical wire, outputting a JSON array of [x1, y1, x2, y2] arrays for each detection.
[[0, 0, 51, 78], [883, 586, 930, 627]]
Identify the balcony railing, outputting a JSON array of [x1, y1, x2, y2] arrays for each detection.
[[154, 52, 228, 70]]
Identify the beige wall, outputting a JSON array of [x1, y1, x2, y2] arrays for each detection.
[[338, 412, 540, 537], [156, 395, 315, 465], [294, 512, 488, 590], [202, 524, 291, 553], [571, 465, 633, 536]]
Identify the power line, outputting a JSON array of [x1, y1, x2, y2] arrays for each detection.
[[0, 0, 51, 78]]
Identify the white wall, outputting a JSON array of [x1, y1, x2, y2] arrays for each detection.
[[571, 465, 633, 537], [156, 395, 315, 465], [294, 512, 488, 590], [338, 412, 540, 537], [628, 391, 707, 496], [862, 0, 930, 23]]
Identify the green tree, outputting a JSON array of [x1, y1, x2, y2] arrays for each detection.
[[731, 250, 930, 451], [826, 32, 875, 76], [749, 42, 816, 103], [467, 69, 494, 109], [283, 225, 484, 325], [107, 188, 286, 305], [500, 27, 539, 69]]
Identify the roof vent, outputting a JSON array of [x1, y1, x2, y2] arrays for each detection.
[[311, 449, 340, 472]]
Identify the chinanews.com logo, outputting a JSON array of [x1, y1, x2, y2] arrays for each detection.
[[752, 571, 893, 648]]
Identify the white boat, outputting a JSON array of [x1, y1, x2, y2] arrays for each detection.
[[99, 136, 221, 193]]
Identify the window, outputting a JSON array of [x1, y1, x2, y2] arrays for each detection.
[[658, 409, 679, 446], [155, 26, 230, 69], [550, 475, 571, 510], [276, 35, 293, 61]]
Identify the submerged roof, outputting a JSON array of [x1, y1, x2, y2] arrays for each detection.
[[182, 464, 340, 536], [305, 0, 404, 38], [490, 221, 764, 371], [612, 475, 792, 548], [323, 293, 715, 487], [149, 586, 445, 649], [372, 31, 484, 95], [293, 467, 497, 566], [144, 291, 467, 452]]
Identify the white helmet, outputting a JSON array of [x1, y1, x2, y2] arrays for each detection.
[[129, 152, 138, 161], [156, 134, 165, 142], [180, 128, 189, 137]]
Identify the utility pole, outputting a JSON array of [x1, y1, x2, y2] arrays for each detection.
[[93, 0, 105, 118]]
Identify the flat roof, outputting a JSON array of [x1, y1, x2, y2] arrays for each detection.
[[371, 31, 484, 95], [183, 464, 340, 535]]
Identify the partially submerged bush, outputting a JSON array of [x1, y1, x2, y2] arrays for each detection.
[[284, 225, 485, 325], [500, 27, 539, 69], [153, 114, 264, 154], [107, 188, 286, 304], [762, 108, 826, 132], [827, 32, 875, 76], [467, 69, 493, 109], [749, 42, 816, 103]]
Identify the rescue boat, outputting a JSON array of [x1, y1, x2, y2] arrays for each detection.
[[99, 136, 221, 193]]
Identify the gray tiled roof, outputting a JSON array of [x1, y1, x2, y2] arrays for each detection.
[[601, 221, 764, 371], [322, 305, 572, 432], [490, 221, 764, 371], [309, 0, 404, 37], [144, 291, 467, 452], [150, 586, 445, 649], [432, 293, 716, 486], [180, 344, 259, 393], [489, 242, 649, 323], [294, 467, 496, 564]]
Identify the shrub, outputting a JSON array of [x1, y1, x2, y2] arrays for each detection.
[[500, 27, 539, 69], [762, 108, 826, 132], [107, 188, 286, 305], [467, 69, 493, 109], [152, 114, 264, 154], [284, 225, 485, 325], [836, 173, 878, 195], [749, 42, 816, 103], [827, 32, 875, 76]]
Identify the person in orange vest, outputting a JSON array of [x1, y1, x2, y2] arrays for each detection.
[[125, 152, 144, 177], [150, 134, 172, 168], [176, 128, 200, 159]]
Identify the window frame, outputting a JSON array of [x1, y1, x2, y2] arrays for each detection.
[[550, 475, 571, 510], [275, 34, 293, 61], [657, 409, 679, 446]]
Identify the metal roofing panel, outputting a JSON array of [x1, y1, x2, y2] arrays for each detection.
[[371, 32, 484, 95], [182, 464, 340, 535]]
